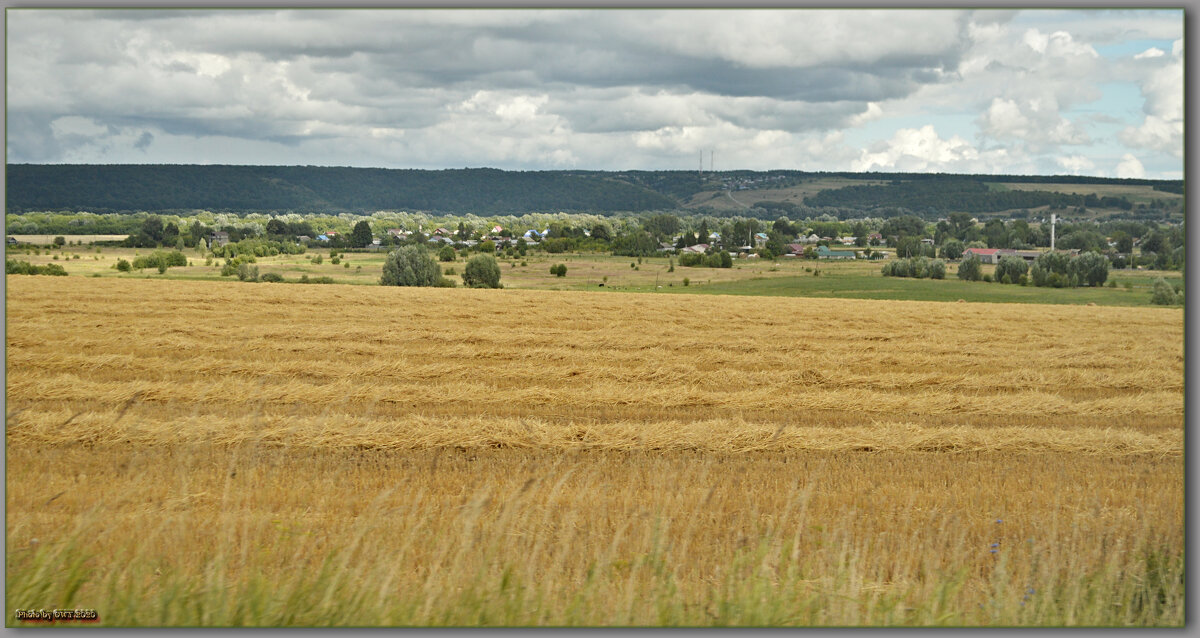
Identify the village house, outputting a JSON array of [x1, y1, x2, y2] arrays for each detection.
[[962, 247, 1002, 264], [817, 245, 856, 260], [680, 243, 709, 254], [208, 231, 230, 248]]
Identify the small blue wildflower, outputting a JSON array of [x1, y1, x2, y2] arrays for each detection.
[[991, 542, 1000, 548], [995, 519, 1003, 524], [989, 549, 998, 554], [1026, 587, 1035, 594]]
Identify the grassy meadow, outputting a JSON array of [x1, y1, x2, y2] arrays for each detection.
[[4, 242, 1183, 306], [5, 276, 1184, 627]]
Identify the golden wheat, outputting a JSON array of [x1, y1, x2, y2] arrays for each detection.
[[5, 276, 1184, 626]]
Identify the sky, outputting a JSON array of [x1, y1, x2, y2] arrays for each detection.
[[5, 8, 1185, 179]]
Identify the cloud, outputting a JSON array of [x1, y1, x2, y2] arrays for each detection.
[[3, 8, 1183, 177], [978, 97, 1089, 147], [1119, 38, 1183, 157], [1055, 155, 1095, 175], [1115, 153, 1145, 178], [852, 124, 1020, 174]]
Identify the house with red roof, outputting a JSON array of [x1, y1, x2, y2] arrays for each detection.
[[962, 247, 1002, 264]]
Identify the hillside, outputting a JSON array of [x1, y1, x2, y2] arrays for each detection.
[[5, 164, 1183, 220], [4, 165, 679, 215]]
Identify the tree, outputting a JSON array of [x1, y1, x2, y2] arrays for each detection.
[[437, 245, 456, 262], [957, 255, 982, 281], [1140, 231, 1167, 255], [940, 238, 965, 260], [928, 259, 947, 279], [381, 245, 444, 287], [1150, 277, 1179, 305], [53, 236, 65, 246], [462, 254, 502, 288], [589, 223, 612, 242], [642, 213, 680, 240], [142, 216, 165, 243], [879, 215, 925, 239], [994, 256, 1028, 284], [773, 217, 795, 238], [1111, 231, 1133, 254], [266, 218, 288, 237], [351, 221, 373, 248], [551, 263, 567, 277], [1030, 251, 1071, 287], [1068, 251, 1109, 287]]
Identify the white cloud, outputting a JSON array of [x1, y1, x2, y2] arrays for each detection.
[[1055, 155, 1095, 174], [1120, 39, 1182, 157], [853, 124, 1018, 173], [1115, 153, 1145, 178], [978, 97, 1089, 146], [1134, 47, 1165, 59]]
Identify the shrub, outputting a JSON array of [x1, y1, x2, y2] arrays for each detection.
[[438, 245, 456, 262], [551, 264, 567, 277], [260, 272, 284, 283], [116, 259, 132, 272], [444, 267, 457, 276], [132, 250, 188, 272], [53, 236, 65, 246], [1150, 278, 1179, 305], [683, 277, 690, 286], [982, 273, 993, 283], [6, 260, 67, 276], [994, 256, 1028, 284], [957, 255, 982, 281], [236, 262, 259, 282], [331, 256, 341, 265], [381, 245, 444, 287], [462, 254, 502, 288]]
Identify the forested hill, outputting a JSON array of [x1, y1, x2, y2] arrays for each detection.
[[4, 165, 680, 215], [6, 164, 1184, 217]]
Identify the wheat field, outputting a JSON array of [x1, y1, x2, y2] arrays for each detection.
[[5, 277, 1184, 626]]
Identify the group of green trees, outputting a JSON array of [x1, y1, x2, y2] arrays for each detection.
[[880, 256, 946, 279], [380, 246, 501, 289], [954, 251, 1111, 287], [131, 250, 188, 274], [678, 251, 733, 268], [5, 260, 67, 276]]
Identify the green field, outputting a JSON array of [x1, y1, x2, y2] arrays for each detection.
[[5, 242, 1182, 308], [669, 270, 1179, 307]]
